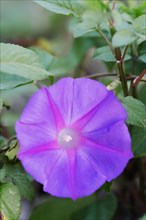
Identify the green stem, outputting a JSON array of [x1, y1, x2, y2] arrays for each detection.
[[84, 73, 117, 78], [96, 29, 115, 55], [122, 45, 129, 61], [96, 29, 129, 96], [114, 48, 129, 96]]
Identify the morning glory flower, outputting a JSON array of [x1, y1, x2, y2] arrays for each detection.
[[15, 78, 133, 200]]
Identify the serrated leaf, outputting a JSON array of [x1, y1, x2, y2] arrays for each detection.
[[131, 126, 146, 157], [34, 0, 83, 17], [0, 183, 21, 220], [30, 47, 55, 70], [5, 163, 35, 200], [0, 43, 50, 90], [112, 29, 136, 47], [29, 195, 96, 220], [121, 96, 146, 128]]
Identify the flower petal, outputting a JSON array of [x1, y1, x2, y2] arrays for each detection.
[[82, 121, 132, 154], [48, 78, 74, 126], [48, 78, 108, 126], [16, 122, 57, 154], [19, 149, 63, 185], [80, 137, 133, 181], [43, 148, 106, 199], [71, 78, 108, 124], [18, 86, 64, 133], [75, 148, 106, 198], [73, 92, 127, 132], [43, 150, 72, 198]]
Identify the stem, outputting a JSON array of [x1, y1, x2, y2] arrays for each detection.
[[127, 76, 146, 83], [33, 80, 42, 89], [84, 73, 117, 78], [122, 45, 129, 61], [132, 68, 146, 87], [96, 29, 129, 96], [114, 48, 129, 96], [84, 73, 146, 83], [96, 29, 115, 55], [112, 0, 116, 10]]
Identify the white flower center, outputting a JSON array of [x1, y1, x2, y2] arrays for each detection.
[[58, 128, 79, 148], [63, 134, 73, 142]]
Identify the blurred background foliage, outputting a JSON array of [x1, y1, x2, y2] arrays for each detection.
[[0, 0, 146, 220]]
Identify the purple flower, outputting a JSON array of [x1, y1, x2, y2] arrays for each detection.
[[16, 78, 133, 200]]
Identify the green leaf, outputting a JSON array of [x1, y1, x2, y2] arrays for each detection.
[[93, 46, 115, 62], [0, 43, 50, 90], [112, 10, 131, 31], [71, 194, 117, 220], [0, 72, 31, 90], [0, 183, 21, 220], [34, 0, 83, 17], [131, 126, 146, 157], [0, 167, 6, 182], [112, 29, 136, 47], [133, 15, 146, 36], [138, 214, 146, 220], [5, 139, 19, 161], [139, 54, 146, 63], [73, 21, 94, 38], [84, 0, 109, 11], [94, 46, 131, 62], [5, 163, 35, 200], [0, 98, 3, 112], [107, 79, 121, 91], [73, 11, 109, 38], [121, 96, 146, 128], [30, 47, 55, 70], [119, 1, 146, 18], [29, 195, 96, 220], [102, 181, 113, 192], [48, 75, 54, 85], [0, 136, 7, 149]]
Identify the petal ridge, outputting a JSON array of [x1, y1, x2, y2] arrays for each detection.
[[78, 148, 106, 179], [18, 141, 61, 158], [18, 121, 57, 136], [42, 86, 65, 131], [67, 149, 77, 200], [71, 91, 112, 130], [44, 150, 64, 185], [72, 92, 127, 132]]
